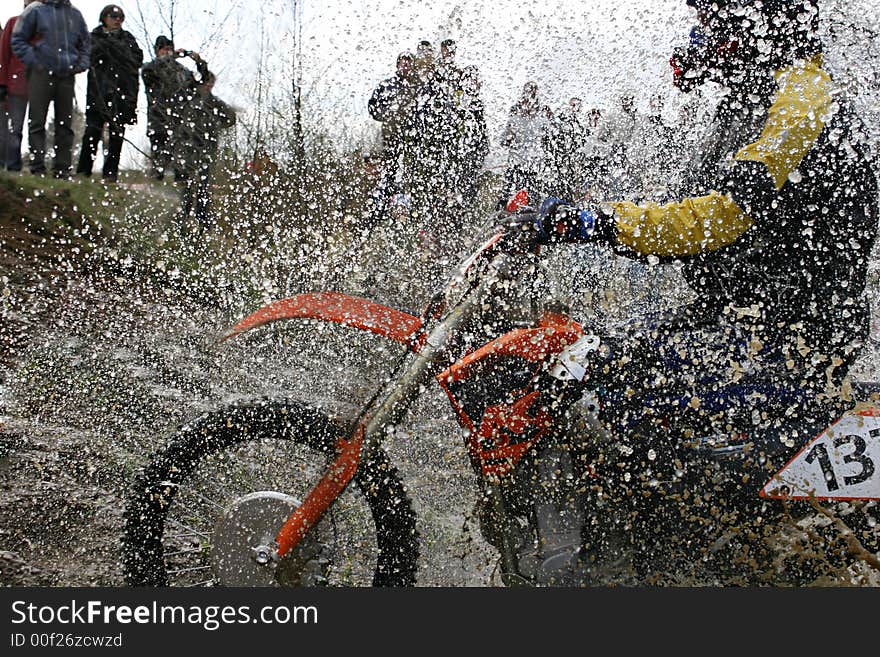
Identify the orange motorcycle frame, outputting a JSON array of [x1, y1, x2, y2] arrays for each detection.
[[219, 232, 584, 559], [436, 310, 584, 478]]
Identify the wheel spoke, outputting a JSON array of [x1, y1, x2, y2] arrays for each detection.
[[165, 547, 209, 558], [166, 518, 212, 540], [188, 489, 226, 512], [167, 565, 212, 576], [164, 531, 213, 541]]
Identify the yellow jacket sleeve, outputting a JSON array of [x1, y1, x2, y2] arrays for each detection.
[[605, 57, 833, 260], [610, 191, 753, 258]]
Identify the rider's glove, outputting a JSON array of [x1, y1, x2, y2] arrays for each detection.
[[535, 196, 605, 245]]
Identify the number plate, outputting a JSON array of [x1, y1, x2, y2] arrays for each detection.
[[761, 405, 880, 500]]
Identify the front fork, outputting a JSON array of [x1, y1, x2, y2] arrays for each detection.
[[272, 265, 505, 561]]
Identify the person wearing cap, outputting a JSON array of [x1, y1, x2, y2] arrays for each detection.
[[413, 40, 435, 84], [449, 64, 488, 205], [433, 39, 484, 205], [433, 38, 463, 97], [10, 0, 90, 178], [75, 5, 142, 182], [141, 33, 208, 180], [0, 1, 37, 171]]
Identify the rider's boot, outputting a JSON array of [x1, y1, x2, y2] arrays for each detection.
[[530, 332, 623, 585]]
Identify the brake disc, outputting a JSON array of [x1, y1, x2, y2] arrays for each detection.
[[211, 491, 325, 586]]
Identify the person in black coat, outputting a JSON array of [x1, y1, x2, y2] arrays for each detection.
[[75, 4, 143, 182], [368, 51, 417, 190]]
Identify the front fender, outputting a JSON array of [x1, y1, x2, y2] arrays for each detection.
[[219, 291, 424, 349]]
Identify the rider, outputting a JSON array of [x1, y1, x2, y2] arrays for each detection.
[[518, 0, 878, 580]]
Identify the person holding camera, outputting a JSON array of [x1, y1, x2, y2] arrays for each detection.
[[141, 34, 207, 180]]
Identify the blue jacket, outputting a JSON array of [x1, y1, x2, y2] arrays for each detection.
[[11, 0, 90, 76]]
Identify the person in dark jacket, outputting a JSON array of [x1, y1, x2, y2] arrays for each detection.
[[550, 97, 589, 200], [511, 0, 879, 581], [449, 64, 488, 205], [368, 51, 418, 191], [75, 5, 143, 182], [0, 1, 36, 171], [141, 35, 208, 180], [11, 0, 90, 178], [170, 71, 236, 230], [434, 38, 463, 98]]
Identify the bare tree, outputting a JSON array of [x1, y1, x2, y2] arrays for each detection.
[[195, 1, 243, 55], [130, 0, 158, 56], [155, 0, 178, 44], [238, 15, 269, 161], [290, 0, 306, 172], [129, 0, 240, 60]]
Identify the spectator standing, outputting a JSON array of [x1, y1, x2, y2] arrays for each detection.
[[141, 36, 208, 180], [410, 39, 447, 201], [75, 5, 142, 183], [639, 93, 676, 198], [413, 40, 435, 83], [432, 38, 467, 196], [537, 104, 558, 192], [422, 62, 489, 258], [499, 81, 548, 207], [0, 1, 36, 171], [552, 97, 590, 200], [170, 71, 236, 230], [450, 64, 488, 204], [368, 52, 418, 192], [596, 92, 641, 198], [579, 107, 612, 199], [11, 0, 90, 179], [434, 38, 462, 98]]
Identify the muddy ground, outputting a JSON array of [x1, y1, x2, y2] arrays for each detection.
[[0, 173, 500, 586], [1, 172, 879, 587]]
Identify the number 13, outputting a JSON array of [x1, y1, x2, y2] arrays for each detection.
[[804, 433, 876, 492]]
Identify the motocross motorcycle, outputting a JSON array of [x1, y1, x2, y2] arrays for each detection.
[[122, 201, 880, 587]]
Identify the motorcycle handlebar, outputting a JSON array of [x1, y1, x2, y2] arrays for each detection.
[[493, 212, 544, 257]]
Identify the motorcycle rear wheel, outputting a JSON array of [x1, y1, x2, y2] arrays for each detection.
[[122, 399, 419, 586]]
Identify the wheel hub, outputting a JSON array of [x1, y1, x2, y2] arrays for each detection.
[[212, 491, 326, 586]]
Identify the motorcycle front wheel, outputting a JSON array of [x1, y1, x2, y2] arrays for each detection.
[[122, 399, 419, 586]]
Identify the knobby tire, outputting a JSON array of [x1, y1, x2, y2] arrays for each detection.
[[122, 398, 419, 586]]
